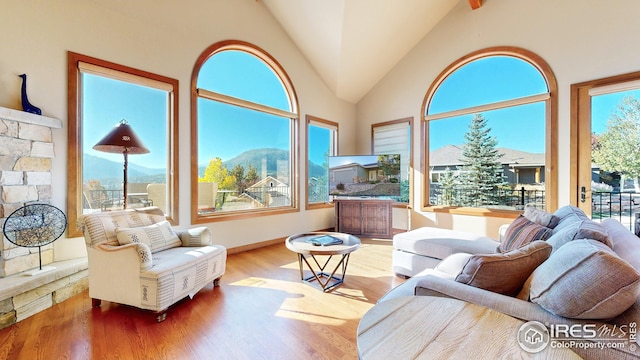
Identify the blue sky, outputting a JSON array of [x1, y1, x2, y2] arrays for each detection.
[[84, 53, 636, 171], [329, 155, 378, 168], [82, 74, 168, 169], [428, 56, 548, 154], [592, 90, 640, 133]]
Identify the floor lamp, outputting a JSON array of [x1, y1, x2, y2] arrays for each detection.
[[93, 119, 149, 209]]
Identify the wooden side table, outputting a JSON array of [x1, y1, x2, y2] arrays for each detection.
[[285, 232, 361, 292], [357, 296, 580, 359]]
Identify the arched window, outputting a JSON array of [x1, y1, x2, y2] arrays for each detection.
[[422, 47, 557, 214], [191, 41, 299, 222]]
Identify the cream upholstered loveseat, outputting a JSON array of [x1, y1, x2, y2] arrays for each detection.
[[381, 206, 640, 359], [79, 207, 226, 322]]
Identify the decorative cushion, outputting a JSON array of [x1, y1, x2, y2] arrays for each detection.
[[499, 216, 553, 253], [116, 220, 181, 253], [455, 241, 552, 296], [524, 205, 560, 229], [434, 252, 473, 278], [529, 239, 640, 319], [546, 218, 612, 250]]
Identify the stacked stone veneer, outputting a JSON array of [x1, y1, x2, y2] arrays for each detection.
[[0, 108, 57, 277], [0, 106, 88, 330]]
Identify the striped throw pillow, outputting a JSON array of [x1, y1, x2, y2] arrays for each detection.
[[499, 215, 553, 252]]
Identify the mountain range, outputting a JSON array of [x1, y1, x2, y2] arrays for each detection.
[[83, 148, 327, 185]]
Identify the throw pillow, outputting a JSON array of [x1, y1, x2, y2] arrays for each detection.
[[546, 218, 613, 250], [529, 239, 640, 319], [434, 252, 473, 278], [115, 220, 181, 253], [499, 215, 553, 253], [524, 205, 560, 229], [455, 241, 552, 296]]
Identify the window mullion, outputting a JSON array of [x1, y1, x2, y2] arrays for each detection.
[[197, 88, 297, 119], [425, 93, 549, 121]]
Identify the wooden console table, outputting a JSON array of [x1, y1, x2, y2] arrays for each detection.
[[357, 296, 580, 359], [333, 197, 393, 238]]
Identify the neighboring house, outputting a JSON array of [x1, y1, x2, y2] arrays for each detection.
[[329, 162, 381, 185], [429, 145, 545, 185], [240, 176, 290, 207]]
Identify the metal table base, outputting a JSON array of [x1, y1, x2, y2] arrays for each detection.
[[297, 252, 352, 292]]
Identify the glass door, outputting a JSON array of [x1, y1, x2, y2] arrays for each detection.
[[572, 73, 640, 229]]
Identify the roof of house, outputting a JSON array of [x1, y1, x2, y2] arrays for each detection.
[[330, 162, 378, 171], [429, 144, 545, 167]]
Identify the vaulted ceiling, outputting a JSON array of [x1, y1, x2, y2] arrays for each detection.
[[89, 0, 481, 104], [262, 0, 481, 103]]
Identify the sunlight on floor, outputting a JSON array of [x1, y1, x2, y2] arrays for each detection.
[[229, 276, 372, 325]]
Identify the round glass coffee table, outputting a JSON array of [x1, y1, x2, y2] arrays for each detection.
[[285, 232, 361, 292]]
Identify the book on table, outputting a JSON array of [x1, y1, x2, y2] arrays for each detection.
[[306, 234, 343, 246]]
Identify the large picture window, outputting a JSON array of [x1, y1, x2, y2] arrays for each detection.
[[67, 52, 178, 237], [422, 47, 557, 214], [191, 41, 299, 222], [307, 115, 338, 208]]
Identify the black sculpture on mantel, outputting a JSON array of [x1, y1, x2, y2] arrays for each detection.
[[18, 74, 42, 115]]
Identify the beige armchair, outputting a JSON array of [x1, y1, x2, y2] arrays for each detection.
[[79, 207, 226, 322]]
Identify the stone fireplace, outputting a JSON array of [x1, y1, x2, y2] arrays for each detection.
[[0, 106, 88, 329], [0, 107, 57, 277]]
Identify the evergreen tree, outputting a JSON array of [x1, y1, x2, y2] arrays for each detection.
[[377, 154, 401, 182], [438, 167, 458, 206], [456, 114, 506, 206]]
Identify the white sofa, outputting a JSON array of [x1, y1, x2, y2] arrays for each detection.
[[79, 207, 226, 322], [392, 224, 509, 277]]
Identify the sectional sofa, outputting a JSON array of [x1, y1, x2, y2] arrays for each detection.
[[382, 205, 640, 360]]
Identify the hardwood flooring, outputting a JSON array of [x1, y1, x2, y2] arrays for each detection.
[[0, 238, 406, 360]]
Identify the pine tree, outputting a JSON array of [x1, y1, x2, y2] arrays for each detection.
[[438, 167, 458, 206], [456, 114, 506, 206]]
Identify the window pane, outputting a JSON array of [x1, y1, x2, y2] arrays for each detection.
[[197, 50, 290, 111], [373, 122, 410, 203], [308, 124, 332, 204], [591, 89, 640, 193], [429, 102, 546, 209], [81, 73, 170, 214], [197, 98, 292, 214], [429, 56, 548, 115]]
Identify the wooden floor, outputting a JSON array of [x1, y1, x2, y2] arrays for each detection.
[[0, 238, 406, 360]]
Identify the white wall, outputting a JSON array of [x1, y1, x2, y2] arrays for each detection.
[[356, 0, 640, 238], [0, 0, 355, 259]]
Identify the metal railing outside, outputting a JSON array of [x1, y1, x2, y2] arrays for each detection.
[[430, 186, 545, 210], [243, 185, 291, 207], [84, 189, 152, 211], [591, 191, 640, 232]]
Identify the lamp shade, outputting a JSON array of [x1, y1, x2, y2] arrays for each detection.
[[93, 119, 149, 154]]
